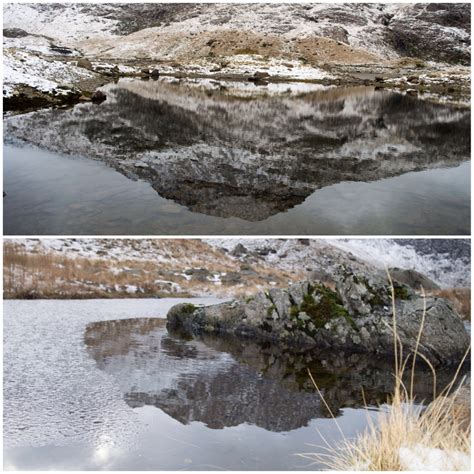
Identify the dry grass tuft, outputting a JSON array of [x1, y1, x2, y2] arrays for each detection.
[[298, 277, 471, 471], [303, 381, 471, 471], [430, 288, 470, 321]]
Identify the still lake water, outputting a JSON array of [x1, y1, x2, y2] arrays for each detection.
[[3, 79, 471, 235], [3, 299, 459, 470]]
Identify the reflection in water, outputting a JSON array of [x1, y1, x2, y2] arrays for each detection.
[[84, 318, 462, 433], [4, 78, 470, 227], [4, 299, 468, 471]]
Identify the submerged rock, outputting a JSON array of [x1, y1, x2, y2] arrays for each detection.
[[167, 267, 469, 365]]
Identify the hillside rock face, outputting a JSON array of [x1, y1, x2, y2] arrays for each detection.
[[384, 3, 471, 65], [167, 267, 470, 365]]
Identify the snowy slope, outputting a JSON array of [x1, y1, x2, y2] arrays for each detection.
[[3, 3, 120, 43], [3, 3, 470, 64], [208, 238, 470, 288]]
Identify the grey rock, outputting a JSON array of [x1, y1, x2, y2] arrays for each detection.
[[91, 90, 107, 103], [167, 268, 469, 365], [230, 243, 248, 256], [3, 27, 29, 38], [389, 267, 441, 291], [221, 272, 241, 284], [253, 71, 270, 80], [184, 268, 210, 282]]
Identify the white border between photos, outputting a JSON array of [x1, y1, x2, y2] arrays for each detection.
[[0, 1, 472, 474]]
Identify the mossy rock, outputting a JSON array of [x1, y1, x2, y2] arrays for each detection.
[[289, 283, 356, 334], [181, 303, 197, 314]]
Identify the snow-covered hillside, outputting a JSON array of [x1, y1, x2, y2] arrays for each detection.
[[3, 3, 470, 106], [4, 3, 470, 63]]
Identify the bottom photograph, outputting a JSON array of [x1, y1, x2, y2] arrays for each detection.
[[3, 238, 471, 471]]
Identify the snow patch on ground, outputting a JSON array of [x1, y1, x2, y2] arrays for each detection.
[[398, 444, 470, 471], [219, 55, 333, 81], [3, 49, 94, 97], [3, 3, 119, 44]]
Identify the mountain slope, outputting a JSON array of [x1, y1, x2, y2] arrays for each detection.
[[3, 3, 470, 64], [3, 3, 470, 109]]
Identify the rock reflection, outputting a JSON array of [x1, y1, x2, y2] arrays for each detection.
[[84, 317, 463, 432], [5, 80, 470, 220]]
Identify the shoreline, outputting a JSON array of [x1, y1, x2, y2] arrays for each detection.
[[4, 55, 471, 113]]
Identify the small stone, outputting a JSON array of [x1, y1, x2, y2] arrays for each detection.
[[76, 58, 92, 69], [91, 90, 106, 103], [298, 312, 311, 322]]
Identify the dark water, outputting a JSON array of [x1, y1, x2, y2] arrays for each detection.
[[3, 145, 470, 235], [3, 79, 471, 235], [4, 299, 461, 470]]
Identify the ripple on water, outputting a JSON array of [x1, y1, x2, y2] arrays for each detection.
[[3, 298, 221, 450]]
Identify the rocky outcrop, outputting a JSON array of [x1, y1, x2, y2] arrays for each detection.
[[3, 27, 29, 38], [385, 3, 470, 65], [167, 267, 470, 365]]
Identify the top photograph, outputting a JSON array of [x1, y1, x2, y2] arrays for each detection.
[[3, 2, 471, 236]]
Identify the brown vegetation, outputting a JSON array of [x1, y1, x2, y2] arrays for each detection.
[[429, 288, 470, 321], [3, 240, 300, 299], [82, 29, 381, 66]]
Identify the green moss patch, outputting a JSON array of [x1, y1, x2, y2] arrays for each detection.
[[290, 283, 356, 334], [393, 283, 410, 300], [181, 303, 197, 314]]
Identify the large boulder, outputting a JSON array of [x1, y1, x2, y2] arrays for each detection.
[[167, 267, 469, 365], [389, 267, 440, 291]]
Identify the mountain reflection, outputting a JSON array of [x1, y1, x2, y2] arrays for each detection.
[[5, 80, 470, 220], [84, 318, 461, 432]]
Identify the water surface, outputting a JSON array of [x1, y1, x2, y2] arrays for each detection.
[[4, 299, 460, 470], [3, 79, 470, 235], [4, 145, 470, 235]]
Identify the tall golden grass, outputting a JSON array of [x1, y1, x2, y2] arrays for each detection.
[[3, 241, 299, 299], [298, 274, 471, 471]]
